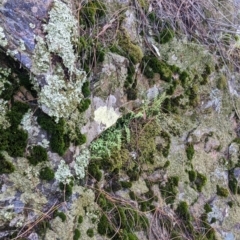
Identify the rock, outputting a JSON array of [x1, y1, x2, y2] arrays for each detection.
[[204, 137, 220, 153]]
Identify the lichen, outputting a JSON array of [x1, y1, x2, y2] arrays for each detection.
[[55, 160, 73, 184], [0, 26, 7, 47], [43, 0, 78, 72], [94, 106, 120, 129], [74, 148, 90, 179]]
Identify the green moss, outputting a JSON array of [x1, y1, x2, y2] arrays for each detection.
[[73, 229, 81, 240], [78, 99, 91, 113], [39, 167, 55, 181], [0, 153, 15, 174], [127, 165, 140, 181], [86, 228, 94, 237], [81, 81, 91, 98], [179, 71, 189, 87], [200, 214, 216, 240], [228, 169, 238, 194], [120, 181, 132, 188], [188, 170, 197, 182], [186, 143, 194, 161], [54, 211, 66, 222], [163, 160, 170, 168], [74, 132, 87, 146], [216, 74, 227, 90], [155, 28, 175, 44], [96, 48, 105, 63], [141, 56, 172, 82], [195, 172, 207, 192], [37, 113, 69, 156], [78, 215, 83, 224], [118, 30, 143, 64], [97, 214, 113, 236], [28, 145, 48, 165], [126, 87, 138, 100], [204, 203, 212, 213], [0, 82, 13, 100], [159, 176, 179, 204], [227, 201, 233, 208], [176, 201, 191, 221], [59, 182, 73, 198], [88, 162, 102, 181], [80, 1, 106, 26], [210, 217, 217, 224], [216, 185, 229, 197]]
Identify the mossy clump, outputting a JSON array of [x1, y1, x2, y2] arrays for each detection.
[[216, 185, 229, 197], [80, 0, 106, 26], [0, 101, 29, 157], [155, 28, 175, 44], [54, 211, 66, 222], [97, 214, 114, 236], [216, 73, 227, 90], [176, 201, 191, 221], [188, 170, 197, 182], [86, 228, 94, 237], [204, 203, 212, 213], [37, 113, 69, 156], [118, 30, 144, 64], [73, 229, 81, 240], [159, 176, 179, 204], [59, 181, 73, 198], [186, 143, 194, 161], [195, 172, 207, 192], [28, 145, 48, 165], [228, 168, 239, 194], [39, 167, 55, 181], [179, 71, 190, 87], [81, 81, 91, 98], [200, 214, 217, 240], [78, 99, 91, 113], [0, 153, 15, 174], [0, 82, 13, 100], [88, 162, 102, 181], [120, 181, 132, 189], [78, 215, 83, 224], [141, 56, 172, 82]]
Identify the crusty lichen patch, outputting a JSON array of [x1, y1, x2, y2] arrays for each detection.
[[94, 106, 120, 129]]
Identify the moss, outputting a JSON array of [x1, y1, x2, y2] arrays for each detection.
[[210, 217, 217, 223], [216, 74, 227, 90], [159, 176, 179, 204], [179, 71, 189, 87], [216, 185, 229, 197], [176, 201, 191, 221], [80, 0, 106, 26], [200, 214, 216, 240], [59, 182, 73, 198], [120, 181, 132, 188], [78, 215, 83, 224], [88, 162, 102, 181], [227, 201, 233, 208], [127, 165, 140, 181], [73, 229, 81, 240], [186, 143, 194, 161], [75, 132, 87, 146], [39, 167, 55, 181], [141, 56, 172, 82], [204, 203, 212, 213], [118, 30, 144, 64], [126, 87, 138, 100], [0, 153, 15, 174], [125, 233, 138, 240], [155, 28, 175, 44], [97, 214, 113, 236], [0, 82, 13, 100], [228, 168, 238, 194], [195, 172, 207, 192], [163, 160, 170, 168], [37, 113, 69, 156], [54, 211, 66, 222], [86, 228, 94, 237], [81, 81, 91, 98], [78, 99, 91, 113], [188, 170, 197, 182], [96, 48, 105, 63], [28, 145, 48, 165]]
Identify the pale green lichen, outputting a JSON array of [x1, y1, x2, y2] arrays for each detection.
[[43, 0, 77, 72], [94, 106, 120, 129], [55, 160, 73, 184], [0, 99, 10, 129], [0, 26, 7, 47]]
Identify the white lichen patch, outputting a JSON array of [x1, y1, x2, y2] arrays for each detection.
[[55, 160, 73, 184], [43, 0, 77, 72], [31, 36, 51, 75], [74, 148, 90, 179], [94, 106, 120, 129], [0, 26, 7, 47], [39, 67, 85, 121]]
